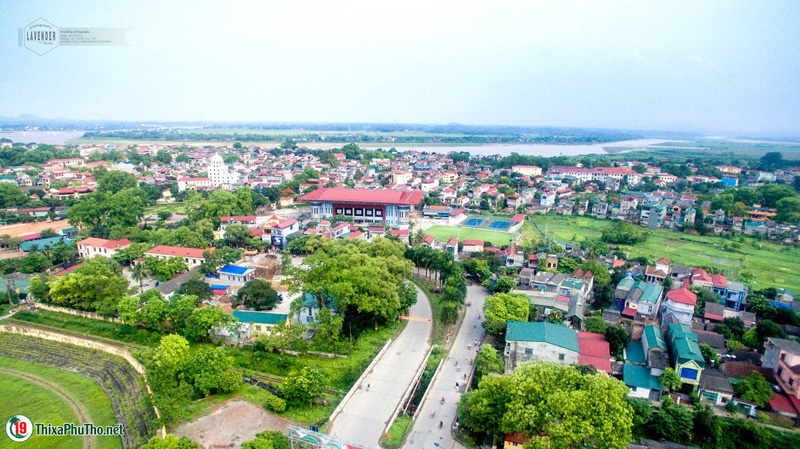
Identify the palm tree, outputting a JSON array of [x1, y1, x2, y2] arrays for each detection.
[[131, 262, 146, 294]]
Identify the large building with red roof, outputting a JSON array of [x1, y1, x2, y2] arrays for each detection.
[[77, 237, 131, 259], [145, 245, 207, 268], [662, 288, 697, 326], [299, 187, 423, 228]]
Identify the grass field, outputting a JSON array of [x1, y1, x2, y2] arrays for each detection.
[[425, 225, 517, 247], [523, 214, 800, 292], [143, 203, 188, 216], [0, 356, 122, 449]]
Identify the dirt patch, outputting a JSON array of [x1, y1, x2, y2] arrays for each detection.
[[174, 398, 292, 448], [0, 221, 73, 238]]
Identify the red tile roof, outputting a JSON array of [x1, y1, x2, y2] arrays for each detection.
[[462, 240, 484, 246], [622, 307, 637, 318], [298, 187, 424, 206], [769, 395, 799, 416], [390, 229, 409, 236], [78, 237, 131, 249], [666, 288, 697, 306], [505, 432, 530, 445], [712, 274, 728, 288], [511, 214, 526, 223], [578, 332, 612, 373], [177, 177, 211, 182], [54, 263, 82, 276], [146, 245, 206, 259], [19, 233, 41, 241], [220, 216, 256, 222], [274, 219, 298, 229]]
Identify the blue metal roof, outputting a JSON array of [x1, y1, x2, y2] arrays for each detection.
[[218, 265, 250, 275], [210, 285, 229, 290], [19, 236, 65, 252]]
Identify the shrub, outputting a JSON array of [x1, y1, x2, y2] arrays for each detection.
[[264, 392, 287, 413]]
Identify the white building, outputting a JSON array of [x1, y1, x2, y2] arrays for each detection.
[[661, 288, 697, 326], [208, 154, 239, 187], [77, 238, 131, 259]]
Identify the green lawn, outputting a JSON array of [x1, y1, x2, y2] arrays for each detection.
[[0, 357, 122, 449], [143, 203, 188, 216], [425, 225, 517, 247], [523, 214, 800, 293], [11, 310, 162, 347]]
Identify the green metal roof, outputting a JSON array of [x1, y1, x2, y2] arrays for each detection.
[[561, 279, 583, 290], [623, 364, 664, 391], [666, 324, 705, 366], [625, 341, 646, 365], [232, 311, 288, 325], [506, 321, 579, 353], [640, 282, 663, 305], [643, 325, 667, 352], [617, 276, 635, 290]]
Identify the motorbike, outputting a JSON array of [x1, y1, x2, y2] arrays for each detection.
[[438, 421, 443, 429], [430, 410, 435, 418], [440, 396, 445, 404]]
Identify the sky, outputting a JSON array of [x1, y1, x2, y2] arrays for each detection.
[[1, 1, 799, 136]]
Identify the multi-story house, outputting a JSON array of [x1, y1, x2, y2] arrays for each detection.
[[666, 323, 705, 392], [77, 238, 131, 259], [662, 288, 697, 326], [763, 338, 800, 403]]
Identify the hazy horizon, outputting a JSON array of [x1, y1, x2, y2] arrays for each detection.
[[1, 1, 799, 137]]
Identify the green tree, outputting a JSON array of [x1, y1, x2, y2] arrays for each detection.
[[775, 196, 800, 224], [166, 294, 198, 333], [234, 279, 280, 311], [144, 255, 188, 282], [474, 344, 503, 383], [185, 347, 242, 396], [497, 363, 633, 449], [601, 221, 648, 244], [96, 171, 137, 194], [68, 190, 144, 232], [733, 372, 773, 408], [241, 431, 290, 449], [46, 256, 128, 314], [131, 262, 147, 294], [175, 278, 212, 301], [698, 343, 720, 367], [0, 184, 28, 208], [141, 434, 200, 449], [482, 292, 529, 337], [646, 400, 693, 444], [315, 306, 344, 344], [581, 260, 611, 285], [604, 325, 630, 358], [224, 224, 253, 248], [584, 315, 608, 334], [184, 306, 234, 342], [691, 403, 721, 449], [659, 367, 682, 393], [282, 366, 324, 406]]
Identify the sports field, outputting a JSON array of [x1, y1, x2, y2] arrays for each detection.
[[425, 225, 517, 247], [0, 357, 122, 449], [522, 214, 800, 293]]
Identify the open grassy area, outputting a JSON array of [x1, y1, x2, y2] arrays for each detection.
[[178, 383, 339, 428], [12, 310, 161, 347], [523, 214, 800, 292], [0, 356, 122, 449], [425, 225, 517, 247], [381, 415, 412, 449], [143, 203, 188, 216]]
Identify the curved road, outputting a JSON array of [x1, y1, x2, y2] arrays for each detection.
[[0, 367, 94, 449], [403, 284, 488, 449], [327, 284, 433, 448]]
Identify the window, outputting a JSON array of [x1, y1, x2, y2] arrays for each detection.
[[781, 353, 786, 361], [630, 387, 637, 392], [524, 348, 533, 356], [558, 353, 565, 361], [790, 378, 795, 387]]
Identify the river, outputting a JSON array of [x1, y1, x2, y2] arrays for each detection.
[[0, 130, 669, 157]]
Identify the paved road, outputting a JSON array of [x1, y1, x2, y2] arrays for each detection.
[[327, 285, 433, 448], [404, 284, 488, 449]]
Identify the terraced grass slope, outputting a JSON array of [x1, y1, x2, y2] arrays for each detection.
[[0, 333, 156, 448]]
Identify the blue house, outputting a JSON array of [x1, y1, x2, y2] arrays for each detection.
[[218, 265, 255, 283]]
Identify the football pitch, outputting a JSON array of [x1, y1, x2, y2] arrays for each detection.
[[425, 225, 517, 247]]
